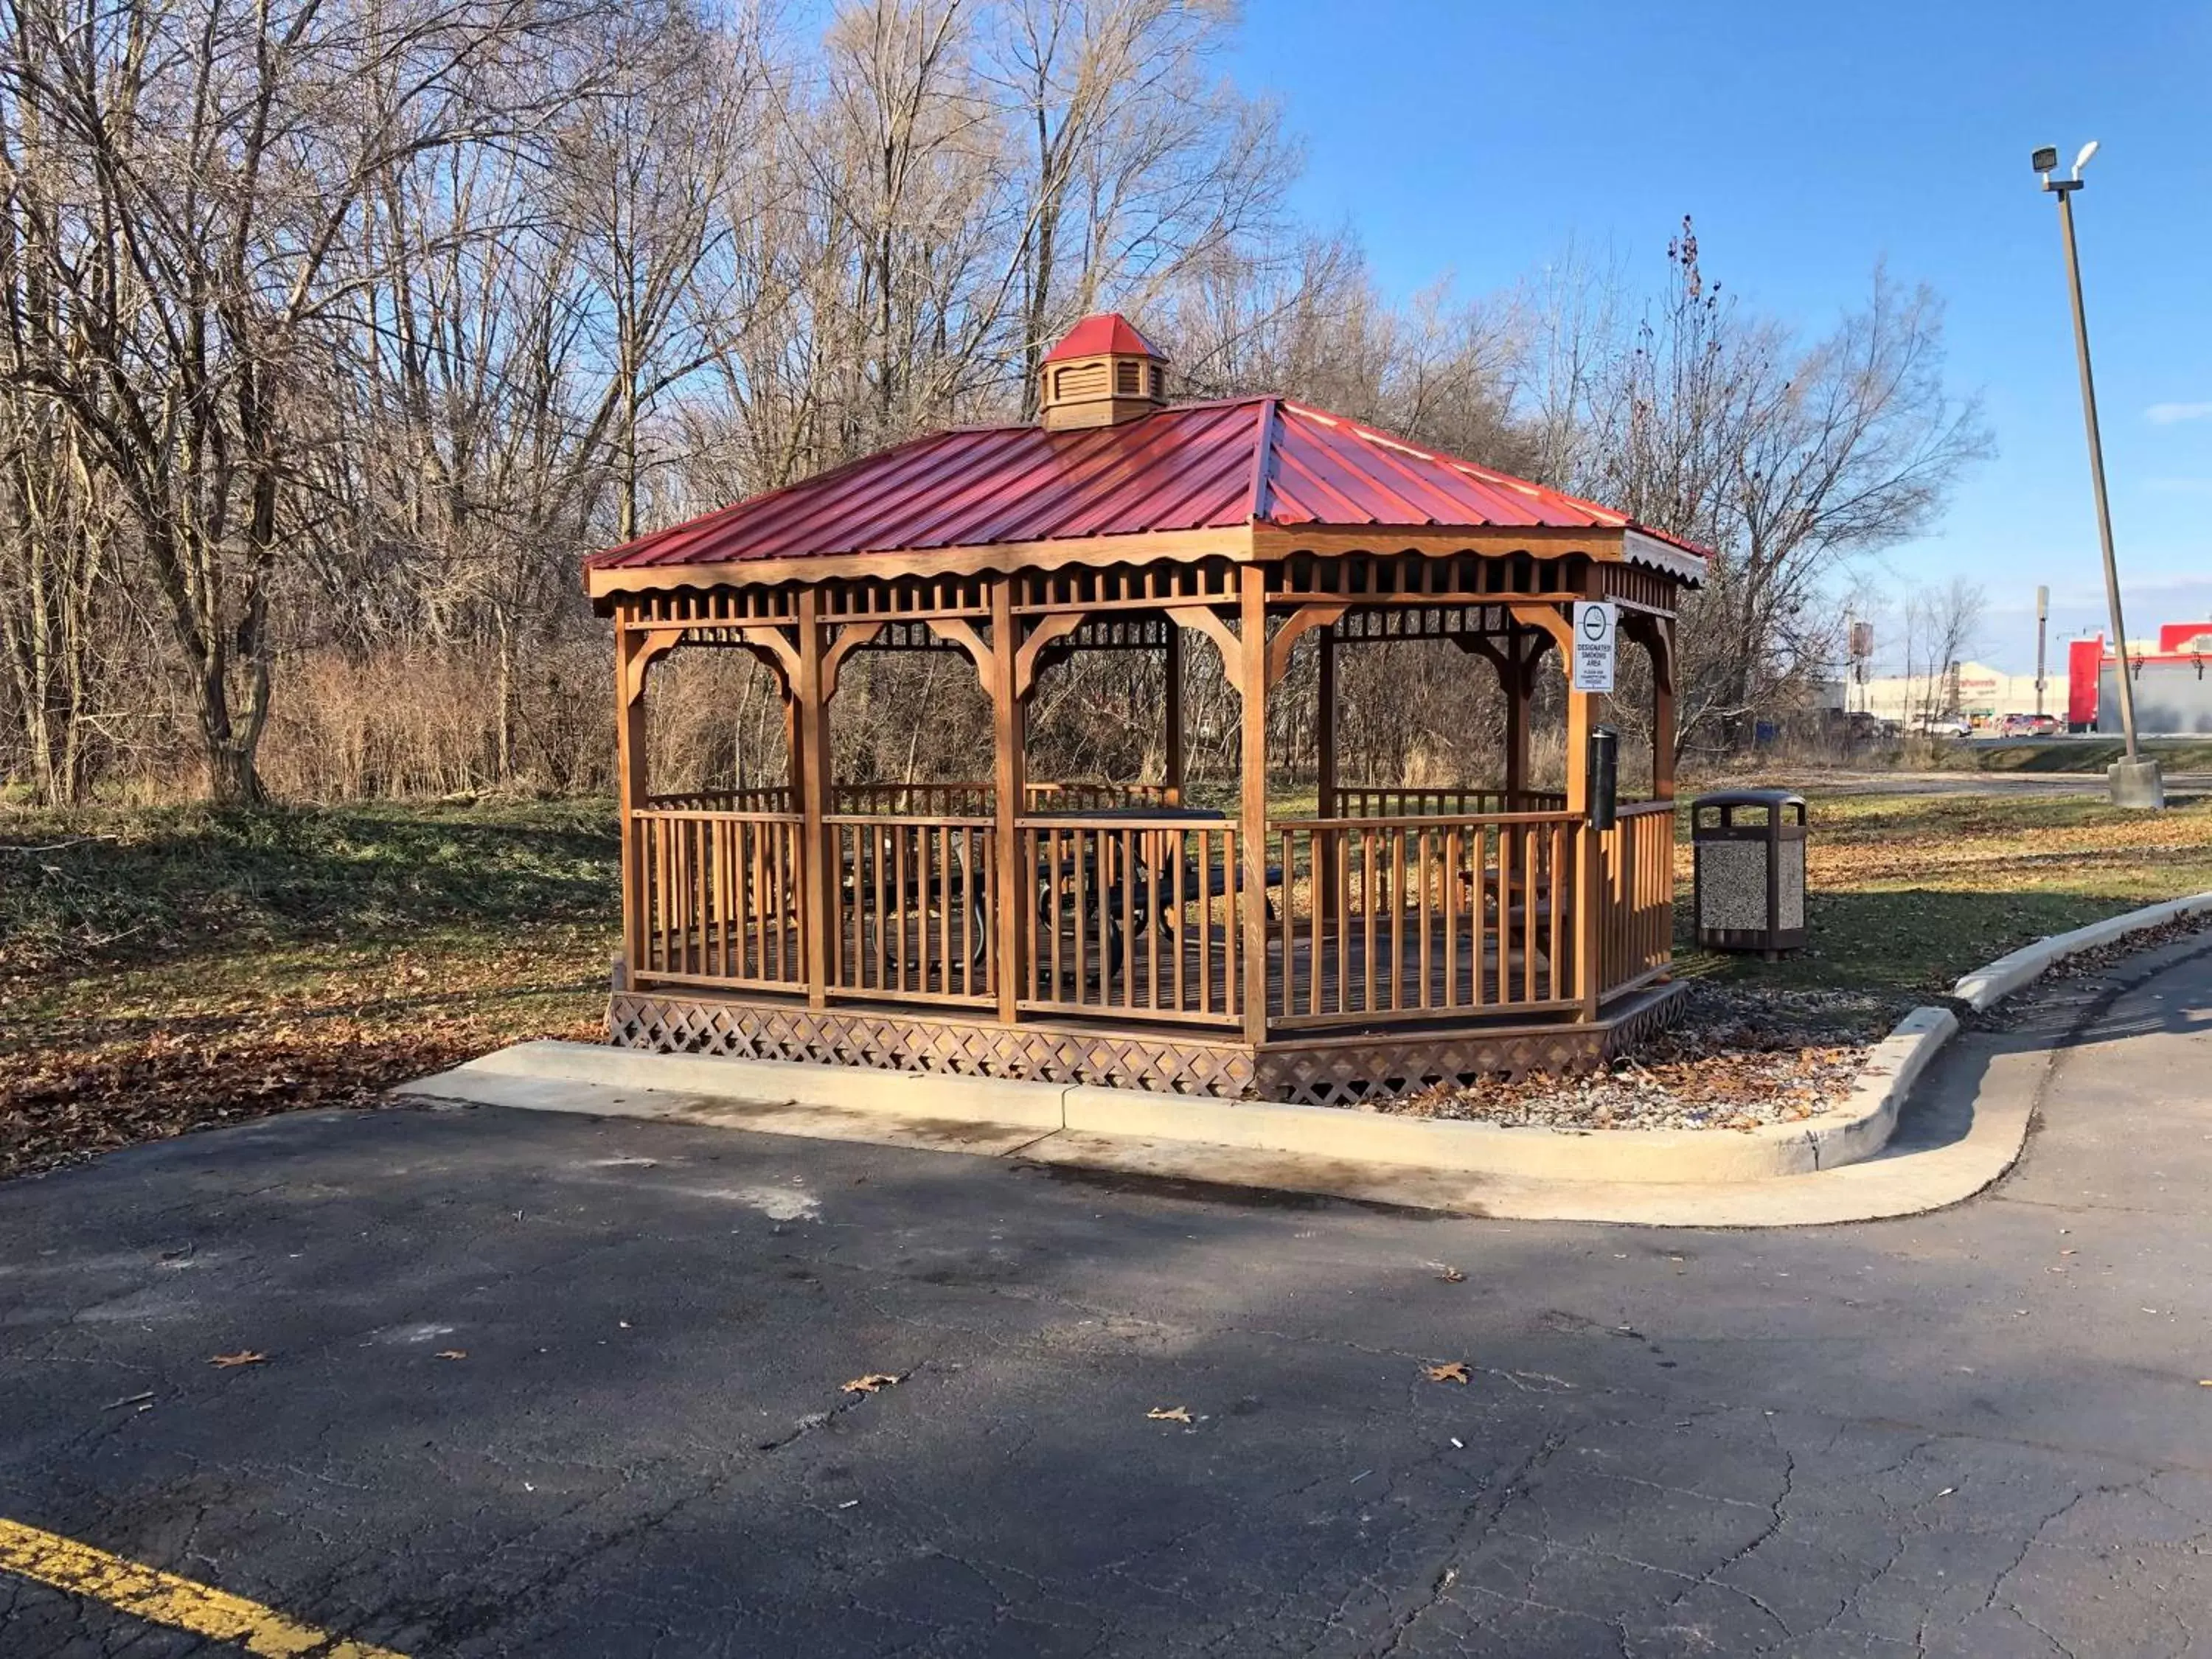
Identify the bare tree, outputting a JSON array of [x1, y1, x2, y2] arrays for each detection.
[[1902, 577, 1985, 728], [0, 0, 602, 801], [1517, 221, 1991, 757]]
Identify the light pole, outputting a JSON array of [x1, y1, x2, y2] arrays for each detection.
[[2034, 584, 2048, 720], [2034, 142, 2163, 807]]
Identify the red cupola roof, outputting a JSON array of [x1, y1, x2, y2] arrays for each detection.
[[1040, 313, 1163, 364]]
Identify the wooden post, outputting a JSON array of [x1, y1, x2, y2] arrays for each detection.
[[1561, 622, 1604, 1023], [1502, 634, 1528, 810], [1239, 567, 1270, 1043], [1315, 621, 1338, 919], [614, 608, 648, 981], [796, 588, 832, 1009], [784, 694, 804, 804], [1315, 624, 1337, 818], [990, 574, 1023, 1023], [1163, 622, 1184, 807], [1652, 619, 1677, 801]]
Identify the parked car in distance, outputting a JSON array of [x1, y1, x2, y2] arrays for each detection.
[[1997, 712, 2062, 737], [1843, 710, 1900, 741], [1916, 717, 1972, 738]]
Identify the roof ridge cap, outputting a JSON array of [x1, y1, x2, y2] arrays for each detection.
[[1246, 397, 1281, 524]]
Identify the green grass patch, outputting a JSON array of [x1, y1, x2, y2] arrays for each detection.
[[0, 799, 619, 975], [1933, 738, 2212, 774]]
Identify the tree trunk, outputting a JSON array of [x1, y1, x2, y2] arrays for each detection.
[[496, 621, 518, 785], [194, 641, 269, 806], [204, 737, 265, 806]]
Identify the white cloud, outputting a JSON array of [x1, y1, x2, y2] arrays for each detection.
[[2146, 401, 2212, 425]]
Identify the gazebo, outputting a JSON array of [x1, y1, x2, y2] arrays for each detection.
[[585, 315, 1702, 1103]]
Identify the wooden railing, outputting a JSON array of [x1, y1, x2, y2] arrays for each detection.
[[1332, 786, 1568, 818], [645, 780, 1175, 817], [828, 815, 996, 1005], [1597, 800, 1677, 998], [832, 782, 995, 817], [1268, 813, 1581, 1024], [629, 798, 1676, 1032], [632, 807, 805, 989], [645, 786, 794, 813], [1016, 817, 1245, 1024]]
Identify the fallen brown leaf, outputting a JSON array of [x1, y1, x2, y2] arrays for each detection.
[[1146, 1406, 1193, 1423], [1437, 1267, 1466, 1284], [841, 1373, 902, 1394], [209, 1351, 266, 1368], [435, 1350, 467, 1360], [1425, 1362, 1471, 1385]]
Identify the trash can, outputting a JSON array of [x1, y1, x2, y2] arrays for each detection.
[[1691, 789, 1807, 959]]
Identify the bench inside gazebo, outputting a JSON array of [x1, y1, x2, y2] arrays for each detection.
[[585, 316, 1700, 1104]]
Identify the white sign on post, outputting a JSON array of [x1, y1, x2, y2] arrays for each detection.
[[1571, 600, 1617, 693]]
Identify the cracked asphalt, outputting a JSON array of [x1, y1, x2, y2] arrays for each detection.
[[1, 939, 2208, 1657]]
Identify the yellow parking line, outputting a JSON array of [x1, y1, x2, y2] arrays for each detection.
[[0, 1516, 407, 1658]]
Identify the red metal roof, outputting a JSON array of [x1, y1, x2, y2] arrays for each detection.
[[586, 397, 1710, 573], [1040, 313, 1162, 363]]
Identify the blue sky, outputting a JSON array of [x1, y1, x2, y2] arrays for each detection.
[[1226, 0, 2212, 673]]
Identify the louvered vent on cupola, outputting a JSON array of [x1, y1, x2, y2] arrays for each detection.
[[1038, 313, 1169, 431]]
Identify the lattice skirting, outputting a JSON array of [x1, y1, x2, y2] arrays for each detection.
[[1256, 984, 1685, 1106], [608, 991, 1256, 1096], [606, 981, 1687, 1107]]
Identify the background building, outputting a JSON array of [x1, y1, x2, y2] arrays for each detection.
[[2070, 622, 2212, 734]]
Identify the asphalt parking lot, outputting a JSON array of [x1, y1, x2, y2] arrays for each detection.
[[1, 939, 2209, 1657]]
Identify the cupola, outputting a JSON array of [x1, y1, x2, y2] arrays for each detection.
[[1037, 313, 1169, 431]]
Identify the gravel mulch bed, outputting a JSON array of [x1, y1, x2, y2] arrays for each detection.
[[1378, 981, 1900, 1133], [1377, 914, 2212, 1133]]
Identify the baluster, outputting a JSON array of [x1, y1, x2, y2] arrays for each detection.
[[1389, 827, 1407, 1011], [1306, 827, 1324, 1018], [1332, 827, 1349, 1017], [651, 817, 668, 975], [748, 819, 765, 981], [1220, 828, 1237, 1016], [1416, 828, 1433, 1009], [1543, 822, 1562, 1002], [1495, 821, 1514, 1004], [1360, 827, 1377, 1014], [1072, 826, 1091, 1005], [1046, 827, 1063, 1004], [1444, 824, 1461, 1009], [1172, 821, 1190, 1000], [1144, 827, 1161, 1012]]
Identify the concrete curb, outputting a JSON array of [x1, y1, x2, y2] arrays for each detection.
[[427, 1042, 1069, 1133], [1949, 889, 2212, 1012], [408, 1016, 1940, 1186]]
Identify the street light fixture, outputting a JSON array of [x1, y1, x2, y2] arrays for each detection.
[[2034, 141, 2163, 807]]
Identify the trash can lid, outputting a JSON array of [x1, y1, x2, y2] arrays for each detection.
[[1691, 787, 1806, 810]]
